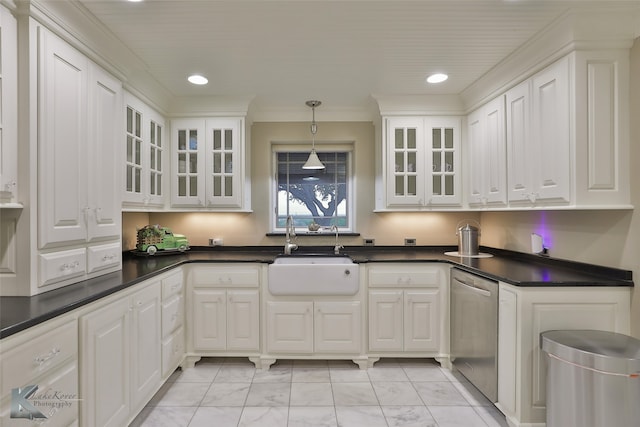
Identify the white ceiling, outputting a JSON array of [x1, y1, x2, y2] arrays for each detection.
[[76, 0, 639, 115]]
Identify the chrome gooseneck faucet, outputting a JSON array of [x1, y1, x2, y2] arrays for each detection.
[[284, 215, 298, 255], [331, 224, 343, 255]]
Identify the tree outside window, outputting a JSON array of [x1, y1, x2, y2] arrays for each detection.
[[276, 152, 349, 230]]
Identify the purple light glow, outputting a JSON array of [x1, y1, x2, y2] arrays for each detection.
[[534, 212, 553, 250]]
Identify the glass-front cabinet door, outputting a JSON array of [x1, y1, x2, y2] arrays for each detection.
[[149, 118, 164, 202], [385, 118, 424, 206], [123, 92, 166, 208], [426, 117, 461, 206], [125, 105, 143, 200], [383, 116, 461, 209], [172, 119, 205, 206], [206, 119, 242, 207], [171, 118, 243, 208]]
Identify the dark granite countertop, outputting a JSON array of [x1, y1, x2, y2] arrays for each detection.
[[0, 245, 632, 339]]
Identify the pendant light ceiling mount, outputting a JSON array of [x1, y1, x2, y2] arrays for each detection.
[[302, 100, 325, 170]]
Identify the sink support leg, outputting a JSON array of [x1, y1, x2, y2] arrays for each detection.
[[435, 356, 452, 370], [353, 357, 379, 370], [259, 356, 277, 370], [181, 355, 201, 369]]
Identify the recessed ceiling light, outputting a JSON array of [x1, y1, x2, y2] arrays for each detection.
[[426, 73, 448, 84], [188, 74, 208, 85], [127, 0, 144, 3]]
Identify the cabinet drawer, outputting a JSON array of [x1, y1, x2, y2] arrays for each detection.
[[38, 248, 87, 287], [162, 327, 184, 378], [190, 265, 260, 288], [0, 361, 78, 426], [162, 271, 183, 299], [162, 294, 183, 337], [87, 242, 121, 274], [368, 265, 441, 288], [1, 320, 77, 398]]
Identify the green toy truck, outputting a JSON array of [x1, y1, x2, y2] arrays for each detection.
[[136, 225, 189, 255]]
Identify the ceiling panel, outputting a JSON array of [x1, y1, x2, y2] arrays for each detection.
[[76, 0, 633, 112]]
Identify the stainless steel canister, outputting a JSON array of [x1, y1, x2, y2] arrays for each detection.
[[457, 222, 480, 256]]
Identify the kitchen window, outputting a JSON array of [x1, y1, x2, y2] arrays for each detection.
[[273, 149, 353, 233]]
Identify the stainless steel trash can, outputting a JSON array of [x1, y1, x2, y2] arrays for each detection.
[[541, 330, 640, 427]]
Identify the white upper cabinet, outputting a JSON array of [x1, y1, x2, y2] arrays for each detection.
[[467, 96, 507, 207], [506, 56, 570, 206], [38, 28, 122, 248], [0, 5, 18, 206], [123, 92, 166, 208], [87, 65, 123, 241], [472, 48, 631, 210], [38, 28, 89, 247], [382, 116, 461, 209], [171, 118, 246, 209]]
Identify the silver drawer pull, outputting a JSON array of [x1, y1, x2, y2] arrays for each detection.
[[34, 347, 60, 366], [60, 261, 79, 271]]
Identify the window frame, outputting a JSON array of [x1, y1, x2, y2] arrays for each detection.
[[271, 141, 355, 234]]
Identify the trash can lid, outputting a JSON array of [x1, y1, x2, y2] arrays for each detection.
[[541, 330, 640, 375]]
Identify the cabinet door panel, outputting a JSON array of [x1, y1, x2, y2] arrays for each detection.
[[130, 285, 161, 411], [426, 117, 461, 205], [484, 97, 507, 204], [81, 297, 130, 427], [368, 291, 403, 351], [171, 119, 206, 206], [205, 119, 242, 207], [227, 290, 259, 351], [506, 80, 531, 202], [467, 110, 484, 202], [498, 286, 517, 415], [266, 301, 313, 353], [404, 290, 440, 352], [531, 56, 570, 202], [192, 289, 226, 350], [0, 6, 18, 202], [38, 29, 88, 248], [385, 118, 425, 206], [87, 65, 121, 241], [314, 301, 361, 353]]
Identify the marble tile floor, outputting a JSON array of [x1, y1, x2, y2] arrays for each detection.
[[130, 357, 510, 427]]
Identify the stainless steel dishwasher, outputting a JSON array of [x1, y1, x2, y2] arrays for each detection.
[[450, 268, 499, 402]]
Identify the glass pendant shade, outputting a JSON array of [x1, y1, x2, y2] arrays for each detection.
[[302, 149, 325, 170]]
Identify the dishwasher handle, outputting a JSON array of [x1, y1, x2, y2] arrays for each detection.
[[452, 277, 492, 298]]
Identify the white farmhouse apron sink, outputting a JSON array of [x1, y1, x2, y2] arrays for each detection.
[[268, 255, 359, 295]]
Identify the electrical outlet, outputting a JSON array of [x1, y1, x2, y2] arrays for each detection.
[[404, 238, 416, 246], [363, 238, 375, 246]]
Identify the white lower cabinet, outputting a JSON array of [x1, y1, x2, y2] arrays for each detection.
[[367, 264, 447, 357], [192, 289, 260, 351], [80, 280, 162, 427], [368, 290, 440, 352], [497, 283, 631, 427], [266, 301, 362, 354], [161, 271, 185, 379], [188, 265, 261, 357], [0, 316, 78, 426]]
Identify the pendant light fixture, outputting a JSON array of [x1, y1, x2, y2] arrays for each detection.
[[302, 100, 325, 170]]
